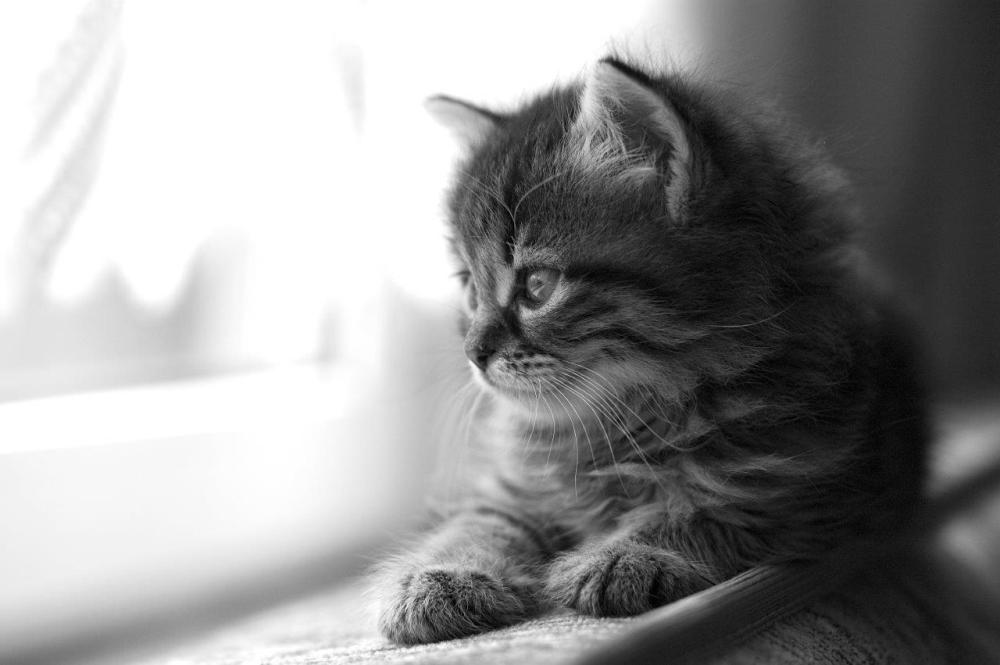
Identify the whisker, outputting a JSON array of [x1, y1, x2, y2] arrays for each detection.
[[550, 374, 631, 497], [512, 168, 572, 222], [547, 376, 599, 463], [539, 388, 559, 476], [557, 366, 671, 495], [706, 303, 794, 330], [439, 380, 480, 500], [459, 170, 516, 225], [561, 361, 682, 451], [544, 377, 584, 497], [518, 380, 543, 475]]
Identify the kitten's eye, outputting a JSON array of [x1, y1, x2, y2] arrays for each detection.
[[524, 268, 560, 306], [455, 269, 471, 287]]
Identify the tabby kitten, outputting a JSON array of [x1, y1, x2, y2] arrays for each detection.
[[375, 57, 927, 644]]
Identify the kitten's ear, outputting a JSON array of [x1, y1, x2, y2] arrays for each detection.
[[574, 59, 694, 218], [425, 95, 503, 147]]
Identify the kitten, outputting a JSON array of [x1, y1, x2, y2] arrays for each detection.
[[374, 57, 928, 645]]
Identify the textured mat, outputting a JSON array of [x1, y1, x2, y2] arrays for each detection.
[[129, 581, 636, 665], [126, 567, 995, 665]]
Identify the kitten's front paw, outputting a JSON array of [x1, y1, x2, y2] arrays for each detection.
[[378, 567, 531, 644], [545, 542, 702, 617]]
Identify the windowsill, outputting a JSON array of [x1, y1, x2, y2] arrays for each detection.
[[0, 363, 354, 455], [0, 362, 438, 663]]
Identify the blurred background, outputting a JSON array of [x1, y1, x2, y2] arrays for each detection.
[[1, 1, 997, 663]]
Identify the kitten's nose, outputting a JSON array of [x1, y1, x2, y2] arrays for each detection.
[[465, 342, 496, 371]]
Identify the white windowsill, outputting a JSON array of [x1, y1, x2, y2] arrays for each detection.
[[0, 363, 354, 455], [0, 361, 438, 660]]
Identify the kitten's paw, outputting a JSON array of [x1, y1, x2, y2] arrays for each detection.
[[545, 542, 701, 617], [378, 567, 531, 644]]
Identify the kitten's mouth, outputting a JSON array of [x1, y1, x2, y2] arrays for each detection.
[[468, 366, 543, 403], [470, 351, 609, 407], [476, 365, 580, 401], [473, 370, 536, 398], [478, 370, 611, 428]]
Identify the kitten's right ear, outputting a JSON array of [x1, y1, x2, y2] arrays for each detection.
[[425, 95, 503, 147]]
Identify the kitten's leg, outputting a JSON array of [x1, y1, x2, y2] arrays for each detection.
[[375, 505, 553, 644], [545, 513, 749, 617]]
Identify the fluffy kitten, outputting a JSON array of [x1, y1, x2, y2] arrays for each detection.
[[374, 57, 927, 645]]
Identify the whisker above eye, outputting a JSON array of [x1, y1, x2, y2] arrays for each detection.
[[457, 169, 516, 226], [511, 168, 573, 222]]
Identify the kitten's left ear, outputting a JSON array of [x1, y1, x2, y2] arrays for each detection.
[[425, 95, 504, 147], [574, 59, 695, 218]]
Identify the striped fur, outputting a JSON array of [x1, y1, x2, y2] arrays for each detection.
[[375, 57, 928, 643]]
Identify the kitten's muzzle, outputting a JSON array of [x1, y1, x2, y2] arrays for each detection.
[[464, 312, 505, 371], [466, 340, 496, 371]]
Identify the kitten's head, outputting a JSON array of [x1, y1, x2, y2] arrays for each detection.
[[432, 58, 855, 417]]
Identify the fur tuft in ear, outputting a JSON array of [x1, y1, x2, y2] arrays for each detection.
[[425, 95, 503, 147], [574, 59, 693, 218]]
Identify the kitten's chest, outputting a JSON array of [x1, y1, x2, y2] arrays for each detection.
[[485, 411, 700, 534], [490, 464, 696, 542]]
